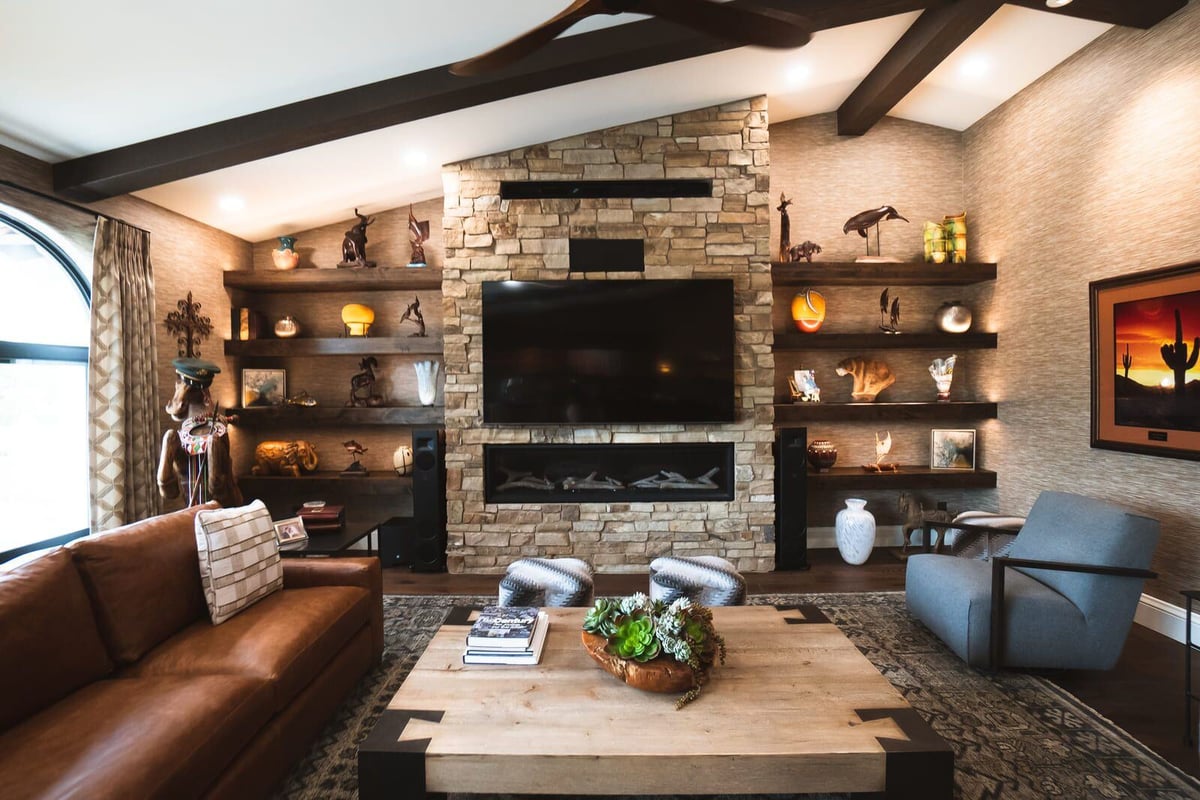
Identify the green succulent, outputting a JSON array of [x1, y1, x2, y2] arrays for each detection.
[[583, 598, 619, 638], [610, 612, 661, 662]]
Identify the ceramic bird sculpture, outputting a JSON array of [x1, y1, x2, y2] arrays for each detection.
[[843, 206, 909, 237], [879, 288, 901, 333]]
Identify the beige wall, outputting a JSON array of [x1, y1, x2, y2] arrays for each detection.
[[964, 2, 1200, 602], [0, 145, 253, 513]]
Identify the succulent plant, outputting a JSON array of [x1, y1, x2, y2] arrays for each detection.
[[583, 598, 619, 638], [610, 612, 660, 662]]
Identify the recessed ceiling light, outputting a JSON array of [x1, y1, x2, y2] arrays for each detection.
[[786, 63, 811, 87], [1045, 0, 1073, 7], [959, 56, 990, 78], [218, 195, 246, 212]]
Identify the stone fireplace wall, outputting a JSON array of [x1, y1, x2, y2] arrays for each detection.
[[441, 97, 774, 573]]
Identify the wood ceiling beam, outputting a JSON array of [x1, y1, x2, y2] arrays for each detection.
[[836, 0, 1003, 136], [51, 0, 935, 201], [1004, 0, 1187, 29]]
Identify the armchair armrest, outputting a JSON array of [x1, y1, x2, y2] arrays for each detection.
[[988, 556, 1156, 669], [283, 557, 384, 661], [919, 519, 1024, 553]]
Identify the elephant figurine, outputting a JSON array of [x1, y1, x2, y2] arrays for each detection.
[[252, 440, 319, 476]]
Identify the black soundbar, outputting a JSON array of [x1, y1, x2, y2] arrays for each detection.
[[500, 179, 712, 199]]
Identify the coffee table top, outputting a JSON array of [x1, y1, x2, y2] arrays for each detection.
[[366, 604, 952, 797]]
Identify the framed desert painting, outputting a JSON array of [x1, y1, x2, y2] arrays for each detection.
[[1090, 260, 1200, 460]]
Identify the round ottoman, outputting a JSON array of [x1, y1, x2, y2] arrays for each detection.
[[649, 555, 746, 606], [499, 557, 595, 607]]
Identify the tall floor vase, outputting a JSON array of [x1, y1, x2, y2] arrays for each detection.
[[835, 498, 876, 565]]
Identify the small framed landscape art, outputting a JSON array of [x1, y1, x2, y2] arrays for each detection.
[[931, 429, 976, 470], [242, 368, 286, 407], [1090, 261, 1200, 461], [273, 516, 308, 547]]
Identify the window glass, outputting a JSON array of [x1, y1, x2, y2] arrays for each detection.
[[0, 212, 90, 559]]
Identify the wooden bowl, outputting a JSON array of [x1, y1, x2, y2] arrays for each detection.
[[581, 631, 697, 694]]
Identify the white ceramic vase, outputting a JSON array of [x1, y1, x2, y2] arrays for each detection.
[[835, 498, 876, 565], [414, 360, 439, 406]]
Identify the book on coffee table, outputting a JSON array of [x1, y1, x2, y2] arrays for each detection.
[[466, 605, 541, 650], [463, 612, 549, 665]]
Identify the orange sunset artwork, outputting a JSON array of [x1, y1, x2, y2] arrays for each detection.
[[1112, 288, 1200, 432]]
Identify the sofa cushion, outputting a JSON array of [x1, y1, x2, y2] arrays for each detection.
[[126, 584, 370, 712], [0, 549, 113, 730], [69, 503, 214, 664], [195, 500, 283, 624], [0, 673, 273, 800]]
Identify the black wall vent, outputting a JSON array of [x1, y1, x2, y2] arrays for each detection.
[[569, 239, 644, 273], [500, 179, 712, 199]]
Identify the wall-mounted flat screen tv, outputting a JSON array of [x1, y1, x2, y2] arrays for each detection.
[[482, 279, 735, 424]]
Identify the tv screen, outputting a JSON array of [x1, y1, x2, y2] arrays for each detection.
[[482, 280, 735, 424]]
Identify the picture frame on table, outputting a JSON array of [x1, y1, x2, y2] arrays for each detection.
[[1090, 260, 1200, 461], [930, 429, 976, 470], [242, 368, 286, 407], [273, 516, 308, 547]]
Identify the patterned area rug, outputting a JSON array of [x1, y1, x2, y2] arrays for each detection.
[[274, 593, 1200, 800]]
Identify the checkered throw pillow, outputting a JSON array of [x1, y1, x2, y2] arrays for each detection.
[[194, 500, 283, 624]]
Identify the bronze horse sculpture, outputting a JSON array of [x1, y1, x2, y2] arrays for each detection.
[[157, 358, 242, 508]]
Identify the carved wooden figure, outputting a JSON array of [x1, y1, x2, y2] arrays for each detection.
[[157, 358, 242, 508]]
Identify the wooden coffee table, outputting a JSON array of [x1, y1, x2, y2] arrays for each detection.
[[358, 604, 952, 799]]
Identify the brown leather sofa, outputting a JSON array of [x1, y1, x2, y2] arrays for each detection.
[[0, 503, 383, 800]]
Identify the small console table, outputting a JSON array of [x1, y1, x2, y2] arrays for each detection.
[[280, 523, 376, 558], [1184, 590, 1200, 746]]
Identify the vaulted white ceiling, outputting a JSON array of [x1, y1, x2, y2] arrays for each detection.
[[0, 1, 1110, 242]]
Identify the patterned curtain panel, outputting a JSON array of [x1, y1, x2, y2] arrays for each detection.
[[89, 217, 160, 530]]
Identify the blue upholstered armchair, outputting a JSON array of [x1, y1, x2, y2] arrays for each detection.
[[905, 491, 1159, 670]]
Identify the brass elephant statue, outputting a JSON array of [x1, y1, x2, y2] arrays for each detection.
[[252, 440, 319, 476]]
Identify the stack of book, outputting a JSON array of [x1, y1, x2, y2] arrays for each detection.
[[462, 605, 549, 665], [296, 503, 345, 533]]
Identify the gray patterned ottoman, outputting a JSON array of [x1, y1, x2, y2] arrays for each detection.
[[649, 555, 746, 606], [498, 557, 595, 607]]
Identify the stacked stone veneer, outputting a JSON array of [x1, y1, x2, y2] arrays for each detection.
[[441, 97, 775, 574]]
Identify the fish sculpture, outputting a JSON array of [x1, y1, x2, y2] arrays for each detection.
[[843, 205, 909, 237]]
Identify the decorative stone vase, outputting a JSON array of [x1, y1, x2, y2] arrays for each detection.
[[806, 440, 838, 472], [934, 301, 972, 334], [273, 315, 300, 338], [272, 236, 300, 270], [393, 444, 413, 476], [835, 498, 876, 565], [414, 360, 439, 406]]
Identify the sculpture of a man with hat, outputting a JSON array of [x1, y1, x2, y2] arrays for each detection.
[[157, 357, 242, 507]]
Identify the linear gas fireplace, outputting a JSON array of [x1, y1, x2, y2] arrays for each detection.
[[484, 443, 735, 504]]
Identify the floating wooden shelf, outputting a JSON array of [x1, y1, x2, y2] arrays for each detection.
[[806, 466, 997, 490], [774, 332, 997, 350], [237, 473, 412, 496], [228, 406, 444, 426], [223, 267, 442, 293], [224, 337, 443, 357], [774, 401, 998, 423], [771, 261, 996, 286]]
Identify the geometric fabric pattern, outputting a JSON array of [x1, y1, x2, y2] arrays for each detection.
[[498, 557, 594, 607], [649, 555, 747, 606], [89, 217, 160, 532], [194, 500, 282, 624]]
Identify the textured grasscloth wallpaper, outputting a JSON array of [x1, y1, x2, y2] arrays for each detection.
[[964, 2, 1200, 602]]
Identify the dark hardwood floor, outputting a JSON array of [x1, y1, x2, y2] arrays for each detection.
[[381, 548, 1199, 780]]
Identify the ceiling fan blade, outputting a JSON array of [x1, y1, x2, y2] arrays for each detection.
[[638, 0, 812, 49], [450, 0, 603, 77]]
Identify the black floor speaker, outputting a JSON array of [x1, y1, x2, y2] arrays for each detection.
[[775, 427, 810, 570], [411, 428, 447, 572]]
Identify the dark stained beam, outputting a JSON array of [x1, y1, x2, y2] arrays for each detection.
[[53, 0, 935, 201], [1005, 0, 1187, 29], [837, 0, 1002, 136]]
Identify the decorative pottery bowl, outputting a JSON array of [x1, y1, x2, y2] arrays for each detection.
[[806, 440, 838, 472]]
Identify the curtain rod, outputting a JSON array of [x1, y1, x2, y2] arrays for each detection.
[[0, 179, 150, 235]]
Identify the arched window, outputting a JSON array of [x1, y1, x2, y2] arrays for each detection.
[[0, 211, 91, 562]]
